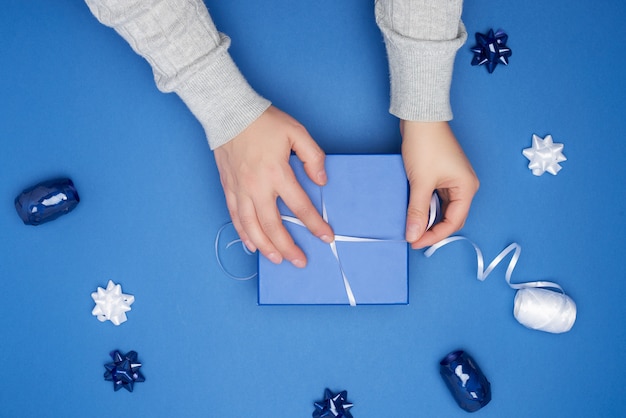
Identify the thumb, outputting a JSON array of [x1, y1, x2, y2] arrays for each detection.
[[405, 182, 434, 244], [290, 126, 327, 186]]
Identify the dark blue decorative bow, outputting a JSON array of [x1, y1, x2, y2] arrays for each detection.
[[471, 29, 512, 73], [104, 350, 145, 392], [313, 388, 354, 418]]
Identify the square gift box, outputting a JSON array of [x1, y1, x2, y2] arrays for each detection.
[[258, 154, 408, 305]]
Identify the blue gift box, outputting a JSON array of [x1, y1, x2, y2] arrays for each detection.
[[258, 154, 408, 305]]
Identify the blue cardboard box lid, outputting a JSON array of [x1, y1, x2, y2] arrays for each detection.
[[258, 154, 408, 305]]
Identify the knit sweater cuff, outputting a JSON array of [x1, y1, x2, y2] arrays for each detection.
[[173, 39, 271, 149], [379, 24, 467, 122]]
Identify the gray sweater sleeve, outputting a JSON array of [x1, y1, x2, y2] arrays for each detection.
[[375, 0, 467, 121], [84, 0, 271, 149]]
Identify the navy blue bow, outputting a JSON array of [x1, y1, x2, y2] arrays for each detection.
[[313, 388, 354, 418], [104, 350, 145, 392], [471, 29, 512, 73]]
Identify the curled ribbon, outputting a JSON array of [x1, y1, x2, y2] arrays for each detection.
[[216, 191, 440, 306], [214, 223, 257, 281], [424, 237, 576, 333]]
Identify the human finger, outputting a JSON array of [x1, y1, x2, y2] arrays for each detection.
[[412, 190, 472, 248], [236, 196, 284, 265], [405, 178, 436, 244], [279, 172, 334, 244], [223, 187, 256, 253], [253, 192, 308, 267], [290, 123, 328, 186]]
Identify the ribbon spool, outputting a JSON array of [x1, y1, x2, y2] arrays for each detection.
[[15, 178, 80, 225], [439, 350, 491, 412], [424, 237, 576, 334], [514, 287, 576, 333]]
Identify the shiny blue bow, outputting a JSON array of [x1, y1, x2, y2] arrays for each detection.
[[471, 29, 512, 73], [313, 388, 354, 418], [104, 350, 145, 392]]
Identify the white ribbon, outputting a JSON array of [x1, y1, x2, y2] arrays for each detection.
[[214, 223, 258, 281], [214, 209, 391, 302], [217, 191, 441, 306], [513, 287, 576, 333], [280, 189, 421, 306], [424, 236, 576, 333]]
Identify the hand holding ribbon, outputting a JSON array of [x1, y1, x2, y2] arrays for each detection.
[[400, 121, 479, 249], [213, 106, 334, 269]]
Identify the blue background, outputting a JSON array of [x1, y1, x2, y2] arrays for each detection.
[[1, 0, 625, 416]]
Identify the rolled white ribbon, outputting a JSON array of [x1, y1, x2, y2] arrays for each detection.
[[424, 237, 576, 334], [514, 288, 576, 333]]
